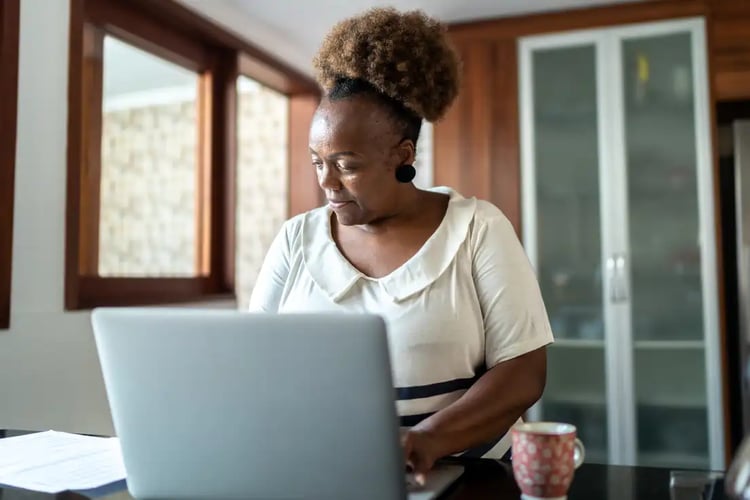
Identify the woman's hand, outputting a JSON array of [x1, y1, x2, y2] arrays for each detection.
[[401, 428, 441, 482]]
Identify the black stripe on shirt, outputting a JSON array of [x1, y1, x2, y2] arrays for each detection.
[[461, 434, 505, 459], [395, 375, 479, 401], [399, 412, 435, 427]]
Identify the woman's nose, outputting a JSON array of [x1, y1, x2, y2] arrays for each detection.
[[317, 164, 341, 191]]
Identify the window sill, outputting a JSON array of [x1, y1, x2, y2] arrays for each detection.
[[65, 276, 235, 311]]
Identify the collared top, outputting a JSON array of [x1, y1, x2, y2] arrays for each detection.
[[249, 187, 554, 458]]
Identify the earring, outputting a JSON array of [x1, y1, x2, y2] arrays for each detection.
[[395, 164, 416, 183]]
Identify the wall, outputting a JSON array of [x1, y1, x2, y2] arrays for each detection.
[[0, 0, 115, 434]]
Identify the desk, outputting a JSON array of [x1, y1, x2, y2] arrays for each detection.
[[0, 460, 696, 499], [0, 431, 712, 499]]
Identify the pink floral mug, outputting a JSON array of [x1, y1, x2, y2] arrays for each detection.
[[511, 422, 585, 500]]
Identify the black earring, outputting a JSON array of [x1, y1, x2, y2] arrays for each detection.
[[395, 164, 416, 183]]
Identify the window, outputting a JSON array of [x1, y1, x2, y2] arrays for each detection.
[[66, 0, 319, 309], [0, 0, 20, 328], [98, 36, 201, 277]]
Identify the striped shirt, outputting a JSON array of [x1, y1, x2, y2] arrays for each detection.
[[249, 187, 554, 458]]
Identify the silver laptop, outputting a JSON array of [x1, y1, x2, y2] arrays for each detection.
[[92, 308, 463, 500]]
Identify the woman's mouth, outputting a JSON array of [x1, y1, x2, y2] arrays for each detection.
[[328, 200, 352, 209]]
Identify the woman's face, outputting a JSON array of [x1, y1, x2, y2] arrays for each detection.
[[309, 96, 414, 227]]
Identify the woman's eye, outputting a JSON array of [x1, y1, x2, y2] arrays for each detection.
[[312, 161, 323, 169]]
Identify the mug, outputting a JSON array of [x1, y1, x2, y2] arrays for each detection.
[[511, 422, 585, 500]]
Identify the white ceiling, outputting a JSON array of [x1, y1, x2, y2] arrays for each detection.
[[177, 0, 644, 76], [103, 36, 196, 99]]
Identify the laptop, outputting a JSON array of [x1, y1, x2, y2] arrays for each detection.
[[92, 308, 463, 500]]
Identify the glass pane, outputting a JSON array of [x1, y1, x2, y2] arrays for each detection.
[[624, 33, 703, 341], [622, 32, 709, 468], [531, 45, 607, 462], [98, 36, 199, 277], [544, 347, 608, 464], [235, 76, 289, 308], [635, 347, 709, 469]]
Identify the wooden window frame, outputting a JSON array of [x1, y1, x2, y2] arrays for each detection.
[[66, 0, 318, 309], [0, 0, 20, 328]]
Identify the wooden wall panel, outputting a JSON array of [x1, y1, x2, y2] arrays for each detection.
[[711, 1, 750, 100], [710, 0, 750, 16], [489, 42, 521, 236], [449, 0, 706, 41], [436, 42, 485, 197], [715, 71, 750, 101], [434, 39, 522, 235]]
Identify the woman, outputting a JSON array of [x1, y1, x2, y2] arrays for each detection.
[[250, 7, 553, 476]]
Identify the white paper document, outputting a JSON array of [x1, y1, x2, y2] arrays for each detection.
[[0, 430, 126, 494]]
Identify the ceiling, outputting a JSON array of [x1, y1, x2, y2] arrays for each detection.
[[176, 0, 644, 76], [103, 36, 196, 99]]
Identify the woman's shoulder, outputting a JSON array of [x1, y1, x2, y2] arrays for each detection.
[[472, 198, 507, 222], [468, 199, 522, 253], [437, 187, 511, 232], [438, 189, 517, 250], [473, 199, 514, 231]]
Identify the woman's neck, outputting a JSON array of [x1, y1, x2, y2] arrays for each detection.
[[352, 188, 446, 236]]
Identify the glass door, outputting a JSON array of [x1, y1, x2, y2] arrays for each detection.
[[616, 21, 721, 469], [521, 38, 609, 464]]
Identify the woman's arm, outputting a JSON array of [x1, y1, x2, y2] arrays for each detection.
[[403, 347, 546, 472], [248, 224, 291, 312], [404, 210, 553, 473]]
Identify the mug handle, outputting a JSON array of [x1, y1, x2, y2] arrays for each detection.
[[573, 438, 585, 469]]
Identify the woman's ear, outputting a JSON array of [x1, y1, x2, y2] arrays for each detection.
[[396, 138, 417, 166]]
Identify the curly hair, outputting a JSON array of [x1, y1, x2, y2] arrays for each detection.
[[313, 7, 461, 123]]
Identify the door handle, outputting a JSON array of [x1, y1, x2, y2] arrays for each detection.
[[607, 253, 628, 303], [614, 253, 628, 302], [606, 256, 617, 302]]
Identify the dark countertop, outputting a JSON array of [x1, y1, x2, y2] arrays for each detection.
[[0, 458, 718, 500], [0, 430, 722, 499], [444, 458, 684, 499]]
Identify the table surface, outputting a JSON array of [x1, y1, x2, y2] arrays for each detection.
[[0, 460, 703, 499], [0, 430, 720, 499]]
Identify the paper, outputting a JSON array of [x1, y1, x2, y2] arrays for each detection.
[[0, 430, 126, 494]]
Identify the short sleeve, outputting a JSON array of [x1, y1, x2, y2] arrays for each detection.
[[248, 223, 291, 313], [472, 210, 554, 368]]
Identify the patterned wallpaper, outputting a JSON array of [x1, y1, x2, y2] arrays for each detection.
[[99, 99, 198, 277]]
